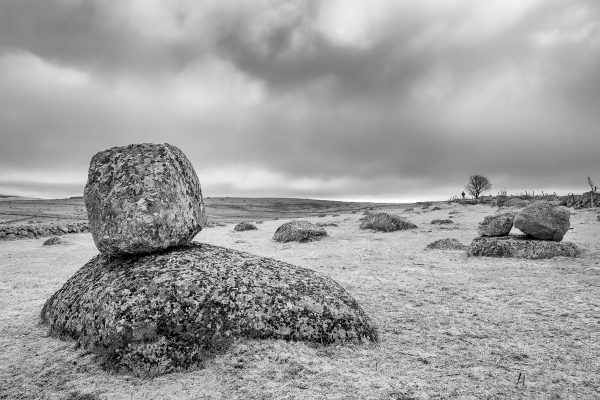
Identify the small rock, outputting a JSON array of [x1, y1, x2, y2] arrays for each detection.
[[426, 238, 466, 250], [43, 236, 67, 246], [431, 219, 454, 225], [234, 222, 257, 232], [273, 220, 327, 242], [360, 212, 417, 232], [478, 212, 514, 236]]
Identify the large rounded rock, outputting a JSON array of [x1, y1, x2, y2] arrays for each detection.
[[84, 143, 206, 256], [466, 236, 578, 259], [360, 212, 417, 232], [273, 220, 327, 242], [41, 243, 377, 376], [478, 212, 514, 236], [513, 201, 570, 241]]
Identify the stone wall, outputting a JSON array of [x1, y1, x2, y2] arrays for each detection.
[[0, 222, 89, 241]]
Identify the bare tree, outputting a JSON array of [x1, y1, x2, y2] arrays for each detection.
[[587, 176, 597, 207], [465, 175, 492, 199]]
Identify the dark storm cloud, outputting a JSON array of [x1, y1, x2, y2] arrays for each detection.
[[0, 0, 599, 200]]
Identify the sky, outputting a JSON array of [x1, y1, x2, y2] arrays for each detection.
[[1, 0, 599, 202]]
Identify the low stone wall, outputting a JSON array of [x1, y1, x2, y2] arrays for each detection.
[[0, 222, 89, 241]]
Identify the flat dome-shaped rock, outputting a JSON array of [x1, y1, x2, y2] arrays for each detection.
[[466, 236, 579, 259], [513, 201, 570, 241], [41, 243, 377, 376], [273, 220, 327, 242], [359, 212, 417, 232], [426, 238, 466, 250], [84, 143, 206, 256], [478, 212, 514, 237], [234, 222, 257, 231]]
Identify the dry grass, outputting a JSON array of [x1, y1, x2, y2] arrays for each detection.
[[1, 203, 600, 399]]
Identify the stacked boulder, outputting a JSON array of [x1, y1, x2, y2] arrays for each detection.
[[41, 143, 377, 376], [468, 201, 578, 259]]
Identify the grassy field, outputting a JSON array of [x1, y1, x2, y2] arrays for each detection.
[[0, 196, 400, 227], [1, 199, 599, 399]]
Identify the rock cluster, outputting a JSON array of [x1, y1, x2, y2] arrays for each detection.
[[0, 222, 89, 241], [42, 143, 377, 376], [359, 212, 417, 232], [468, 201, 577, 259], [273, 220, 327, 242]]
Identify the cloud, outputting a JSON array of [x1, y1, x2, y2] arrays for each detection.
[[0, 0, 599, 200]]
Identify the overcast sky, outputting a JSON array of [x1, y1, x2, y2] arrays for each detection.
[[1, 0, 599, 201]]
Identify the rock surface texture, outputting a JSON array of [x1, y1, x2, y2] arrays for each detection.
[[41, 243, 378, 376], [467, 236, 578, 259], [273, 220, 327, 242], [84, 143, 206, 255], [359, 212, 417, 232], [478, 212, 514, 237], [513, 201, 570, 241]]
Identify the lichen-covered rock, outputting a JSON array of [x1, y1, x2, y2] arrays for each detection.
[[43, 236, 67, 246], [478, 212, 514, 236], [425, 238, 466, 250], [233, 222, 257, 232], [466, 236, 579, 259], [41, 243, 377, 375], [513, 201, 570, 241], [273, 220, 327, 242], [359, 212, 417, 232], [84, 143, 206, 255], [431, 219, 454, 225]]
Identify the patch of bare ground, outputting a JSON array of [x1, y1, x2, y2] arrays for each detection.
[[1, 204, 599, 399]]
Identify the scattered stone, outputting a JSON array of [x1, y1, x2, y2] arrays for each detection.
[[43, 236, 67, 246], [513, 201, 570, 241], [317, 222, 339, 227], [466, 236, 579, 259], [404, 208, 414, 212], [426, 238, 466, 250], [233, 222, 257, 232], [359, 212, 417, 232], [41, 243, 378, 376], [84, 143, 206, 256], [273, 220, 327, 242], [478, 212, 514, 237], [431, 219, 454, 225]]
